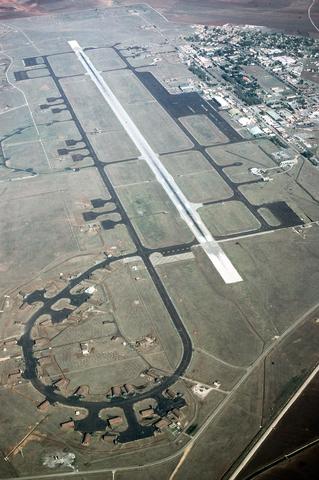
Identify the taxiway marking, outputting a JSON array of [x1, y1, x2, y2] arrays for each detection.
[[68, 40, 242, 284]]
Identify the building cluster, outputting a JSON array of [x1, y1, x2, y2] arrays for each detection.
[[0, 337, 26, 387], [137, 388, 187, 436], [107, 384, 135, 397], [178, 24, 319, 165], [34, 387, 187, 448]]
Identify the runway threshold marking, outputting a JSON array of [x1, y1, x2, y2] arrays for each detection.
[[68, 40, 242, 284]]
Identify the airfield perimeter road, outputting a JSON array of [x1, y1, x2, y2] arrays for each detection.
[[68, 40, 242, 285]]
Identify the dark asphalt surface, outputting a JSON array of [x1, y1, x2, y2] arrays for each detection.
[[18, 47, 306, 441], [19, 55, 193, 442]]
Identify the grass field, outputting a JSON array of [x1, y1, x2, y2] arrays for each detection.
[[199, 201, 260, 237], [60, 76, 122, 133], [89, 130, 139, 164], [0, 176, 77, 294], [49, 52, 86, 77], [180, 114, 228, 146], [243, 65, 290, 93], [104, 258, 183, 370], [0, 105, 37, 145], [156, 255, 264, 367], [115, 180, 194, 248], [87, 47, 126, 71], [160, 149, 233, 203], [175, 365, 265, 480], [102, 69, 154, 105], [206, 139, 277, 175], [161, 150, 211, 175], [187, 349, 244, 390], [4, 140, 49, 172], [126, 101, 193, 154], [106, 159, 154, 186], [176, 169, 233, 203]]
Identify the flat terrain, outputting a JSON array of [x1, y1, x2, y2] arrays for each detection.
[[123, 0, 319, 34], [180, 114, 228, 146], [243, 65, 291, 94], [0, 3, 319, 480], [1, 1, 318, 35], [198, 201, 261, 236], [156, 225, 319, 479], [238, 371, 319, 480]]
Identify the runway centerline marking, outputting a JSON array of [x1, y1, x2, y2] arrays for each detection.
[[68, 40, 242, 284]]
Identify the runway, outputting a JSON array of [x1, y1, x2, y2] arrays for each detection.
[[68, 40, 242, 285]]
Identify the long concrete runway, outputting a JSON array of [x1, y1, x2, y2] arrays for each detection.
[[68, 40, 242, 284]]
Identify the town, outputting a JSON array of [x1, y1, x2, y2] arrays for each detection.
[[178, 25, 319, 165]]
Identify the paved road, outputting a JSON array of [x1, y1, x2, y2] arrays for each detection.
[[308, 0, 319, 33], [228, 363, 319, 480], [13, 301, 319, 479]]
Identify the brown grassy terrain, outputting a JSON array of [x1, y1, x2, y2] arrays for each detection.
[[0, 0, 113, 19], [127, 0, 319, 35], [1, 0, 318, 35]]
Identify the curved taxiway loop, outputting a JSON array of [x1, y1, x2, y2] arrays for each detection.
[[18, 51, 195, 441], [308, 0, 319, 33], [20, 250, 192, 440]]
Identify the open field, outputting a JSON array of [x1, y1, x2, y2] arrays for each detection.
[[187, 349, 245, 390], [160, 149, 234, 204], [102, 69, 155, 105], [7, 74, 60, 108], [176, 364, 265, 480], [4, 140, 49, 172], [106, 159, 155, 186], [87, 47, 127, 71], [47, 52, 86, 77], [115, 180, 194, 248], [0, 3, 319, 479], [88, 130, 140, 164], [243, 65, 291, 94], [1, 1, 318, 36], [180, 114, 228, 146], [0, 105, 37, 145], [0, 164, 137, 294], [60, 76, 123, 133], [125, 101, 193, 154], [176, 170, 233, 203], [157, 256, 264, 367], [0, 175, 77, 294], [198, 201, 261, 237], [155, 225, 319, 479], [206, 138, 277, 169], [157, 224, 319, 354], [104, 258, 183, 370], [37, 121, 94, 171], [161, 150, 212, 176]]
